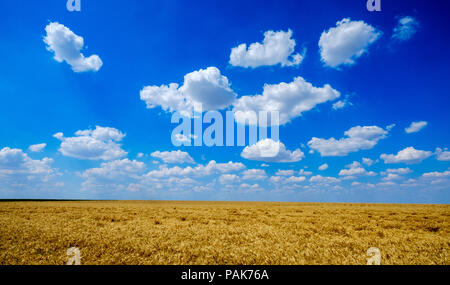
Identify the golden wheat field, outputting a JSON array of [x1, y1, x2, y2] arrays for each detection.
[[0, 200, 448, 265]]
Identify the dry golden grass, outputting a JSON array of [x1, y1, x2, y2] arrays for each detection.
[[0, 200, 448, 265]]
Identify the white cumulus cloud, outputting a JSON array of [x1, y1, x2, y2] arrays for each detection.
[[81, 159, 146, 192], [0, 147, 58, 190], [435, 148, 450, 161], [362, 157, 374, 166], [241, 139, 304, 162], [44, 22, 102, 72], [405, 121, 427, 133], [319, 18, 382, 68], [242, 169, 267, 181], [53, 126, 127, 161], [318, 163, 329, 171], [338, 161, 376, 176], [140, 67, 237, 115], [392, 16, 419, 42], [308, 125, 391, 157], [219, 174, 241, 184], [233, 76, 340, 125], [380, 147, 432, 164], [29, 143, 47, 153], [276, 169, 295, 176], [229, 29, 303, 68], [150, 150, 195, 164]]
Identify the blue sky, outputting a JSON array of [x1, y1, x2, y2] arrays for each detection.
[[0, 0, 449, 202]]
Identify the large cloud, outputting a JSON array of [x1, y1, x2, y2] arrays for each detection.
[[229, 29, 303, 68], [140, 67, 237, 115], [308, 125, 391, 157], [380, 147, 432, 164], [392, 16, 419, 42], [241, 139, 304, 162], [53, 126, 127, 161], [233, 76, 340, 125], [44, 22, 102, 72], [319, 18, 381, 68], [150, 150, 195, 164]]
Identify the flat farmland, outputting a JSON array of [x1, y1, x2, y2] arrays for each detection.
[[0, 201, 448, 265]]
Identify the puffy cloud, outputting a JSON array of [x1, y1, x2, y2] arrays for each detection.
[[81, 159, 146, 192], [145, 160, 245, 179], [380, 147, 432, 164], [284, 176, 306, 183], [29, 143, 47, 152], [308, 125, 390, 157], [362, 157, 374, 166], [318, 163, 329, 171], [405, 121, 427, 133], [319, 18, 381, 68], [150, 150, 195, 164], [435, 148, 450, 161], [383, 173, 402, 181], [229, 29, 303, 68], [338, 161, 376, 176], [53, 126, 127, 161], [392, 16, 419, 42], [309, 175, 340, 184], [242, 169, 267, 181], [0, 147, 58, 190], [332, 100, 347, 110], [269, 175, 305, 184], [233, 76, 340, 125], [332, 95, 352, 110], [43, 22, 102, 72], [219, 174, 240, 184], [382, 168, 412, 175], [422, 171, 450, 178], [298, 169, 313, 176], [275, 169, 295, 176], [241, 139, 304, 162], [140, 67, 237, 115]]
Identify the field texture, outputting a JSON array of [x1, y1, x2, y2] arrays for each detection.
[[0, 201, 448, 265]]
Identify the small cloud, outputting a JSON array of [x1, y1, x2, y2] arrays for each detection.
[[150, 150, 195, 164], [29, 143, 47, 153], [435, 148, 450, 161], [380, 147, 432, 164], [241, 139, 304, 162], [308, 125, 391, 157], [405, 121, 427, 133], [318, 163, 328, 171], [392, 16, 419, 42], [362, 157, 374, 166], [230, 29, 303, 68]]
